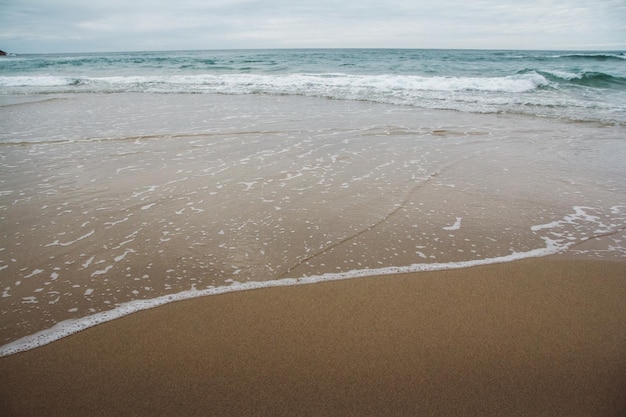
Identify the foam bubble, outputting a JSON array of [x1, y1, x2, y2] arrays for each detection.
[[45, 230, 95, 247], [443, 217, 462, 231]]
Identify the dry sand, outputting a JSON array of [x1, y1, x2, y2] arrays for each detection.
[[1, 258, 625, 417]]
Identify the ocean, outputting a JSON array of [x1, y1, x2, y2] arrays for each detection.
[[1, 49, 625, 355], [1, 49, 626, 123]]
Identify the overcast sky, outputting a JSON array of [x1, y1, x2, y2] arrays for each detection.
[[1, 0, 625, 53]]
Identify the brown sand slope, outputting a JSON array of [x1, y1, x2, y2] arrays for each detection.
[[1, 258, 625, 416]]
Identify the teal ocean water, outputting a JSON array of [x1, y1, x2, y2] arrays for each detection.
[[1, 49, 625, 123], [1, 50, 625, 355]]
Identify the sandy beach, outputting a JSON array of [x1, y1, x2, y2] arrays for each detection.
[[1, 78, 625, 416], [1, 257, 625, 417]]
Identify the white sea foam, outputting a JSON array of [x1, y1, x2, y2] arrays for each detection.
[[114, 249, 135, 263], [1, 71, 620, 123], [0, 75, 74, 87], [23, 269, 44, 279], [45, 230, 95, 247], [91, 265, 113, 277], [0, 72, 549, 95], [7, 73, 549, 95], [81, 256, 95, 269], [443, 217, 462, 231]]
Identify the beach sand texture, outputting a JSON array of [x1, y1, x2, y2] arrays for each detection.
[[1, 87, 625, 416], [1, 258, 625, 417]]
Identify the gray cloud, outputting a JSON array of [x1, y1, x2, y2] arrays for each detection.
[[1, 0, 624, 53]]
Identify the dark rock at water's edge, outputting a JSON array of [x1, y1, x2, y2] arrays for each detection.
[[0, 50, 7, 56]]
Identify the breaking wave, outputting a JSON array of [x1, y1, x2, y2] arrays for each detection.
[[518, 69, 626, 89], [0, 72, 551, 94]]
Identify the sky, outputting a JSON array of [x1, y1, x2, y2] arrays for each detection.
[[1, 0, 625, 53]]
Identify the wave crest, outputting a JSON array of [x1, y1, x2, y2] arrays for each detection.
[[518, 69, 626, 89], [555, 53, 626, 61]]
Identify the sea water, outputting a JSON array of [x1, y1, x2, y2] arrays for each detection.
[[1, 49, 625, 123], [1, 49, 625, 355]]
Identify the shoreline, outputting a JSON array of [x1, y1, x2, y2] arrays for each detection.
[[2, 257, 625, 416], [0, 245, 570, 357]]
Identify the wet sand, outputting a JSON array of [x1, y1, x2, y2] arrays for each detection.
[[3, 93, 626, 348], [1, 257, 625, 417]]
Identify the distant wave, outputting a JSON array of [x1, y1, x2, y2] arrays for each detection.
[[554, 52, 626, 61], [564, 71, 626, 89], [518, 69, 626, 89], [2, 53, 238, 73], [502, 52, 626, 62], [517, 52, 626, 62]]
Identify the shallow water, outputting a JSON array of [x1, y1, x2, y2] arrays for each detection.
[[1, 92, 625, 355]]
